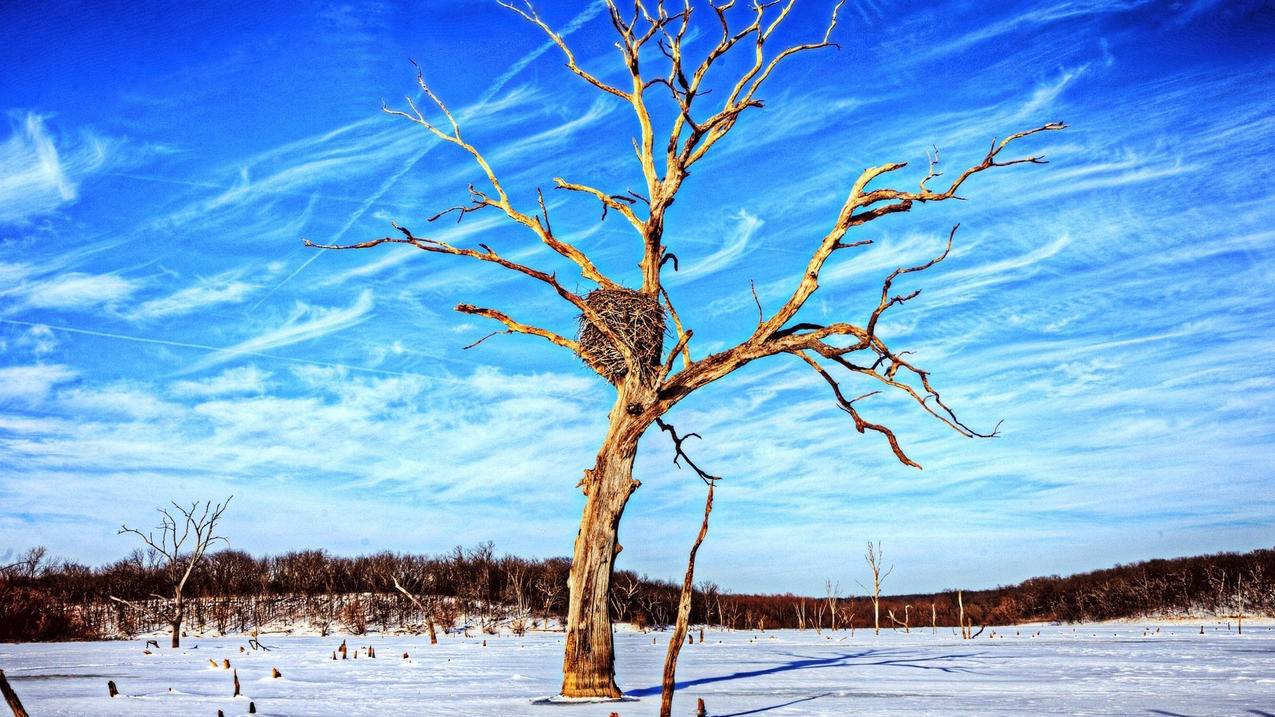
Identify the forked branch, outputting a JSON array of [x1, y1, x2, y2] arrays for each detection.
[[380, 63, 618, 290], [655, 417, 721, 485]]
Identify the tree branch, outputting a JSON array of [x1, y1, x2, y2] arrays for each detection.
[[456, 304, 581, 353], [497, 1, 633, 101], [793, 350, 921, 469], [655, 417, 721, 485], [381, 65, 619, 289]]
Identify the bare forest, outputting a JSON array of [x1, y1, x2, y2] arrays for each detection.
[[4, 544, 1271, 643]]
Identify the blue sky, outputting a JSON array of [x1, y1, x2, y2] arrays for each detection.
[[1, 0, 1273, 595]]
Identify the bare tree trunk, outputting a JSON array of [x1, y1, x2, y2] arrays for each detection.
[[561, 396, 648, 699], [659, 482, 714, 717], [172, 595, 183, 649]]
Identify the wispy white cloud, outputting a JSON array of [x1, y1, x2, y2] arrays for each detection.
[[19, 272, 138, 310], [667, 209, 764, 284], [15, 324, 58, 356], [0, 113, 89, 224], [181, 290, 375, 374], [0, 364, 76, 403], [169, 365, 272, 397], [129, 275, 258, 320], [918, 0, 1155, 62], [0, 112, 161, 225]]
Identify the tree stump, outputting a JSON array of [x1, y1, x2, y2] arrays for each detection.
[[107, 680, 119, 698]]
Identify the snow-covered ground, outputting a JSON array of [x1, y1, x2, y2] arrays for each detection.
[[3, 623, 1272, 716]]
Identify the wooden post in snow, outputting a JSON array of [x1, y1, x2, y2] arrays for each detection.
[[1, 670, 30, 717]]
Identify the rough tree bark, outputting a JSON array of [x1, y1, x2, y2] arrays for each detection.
[[561, 387, 653, 697], [308, 0, 1063, 698], [171, 595, 183, 649]]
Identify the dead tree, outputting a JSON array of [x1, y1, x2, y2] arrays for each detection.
[[858, 541, 893, 636], [309, 0, 1063, 697], [887, 604, 911, 633], [824, 580, 840, 631], [610, 573, 643, 625], [117, 497, 232, 648], [657, 436, 718, 717], [376, 557, 440, 644]]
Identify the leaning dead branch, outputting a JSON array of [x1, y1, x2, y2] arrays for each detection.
[[652, 416, 720, 717]]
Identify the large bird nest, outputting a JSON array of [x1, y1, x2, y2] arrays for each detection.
[[578, 288, 666, 384]]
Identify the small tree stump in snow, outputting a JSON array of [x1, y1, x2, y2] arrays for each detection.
[[271, 668, 282, 679], [223, 659, 231, 670], [232, 669, 240, 698], [696, 697, 707, 717], [107, 680, 118, 698], [248, 702, 256, 714], [402, 652, 410, 660]]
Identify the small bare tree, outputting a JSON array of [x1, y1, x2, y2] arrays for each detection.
[[858, 541, 893, 636], [0, 547, 47, 580], [824, 580, 840, 631], [793, 599, 807, 631], [117, 497, 232, 648], [610, 573, 642, 625]]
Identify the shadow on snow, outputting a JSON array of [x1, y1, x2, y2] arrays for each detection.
[[624, 647, 991, 699]]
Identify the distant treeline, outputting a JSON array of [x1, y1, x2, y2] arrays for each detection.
[[2, 543, 1272, 642]]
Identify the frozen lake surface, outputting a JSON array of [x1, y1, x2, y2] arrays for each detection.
[[2, 623, 1273, 715]]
